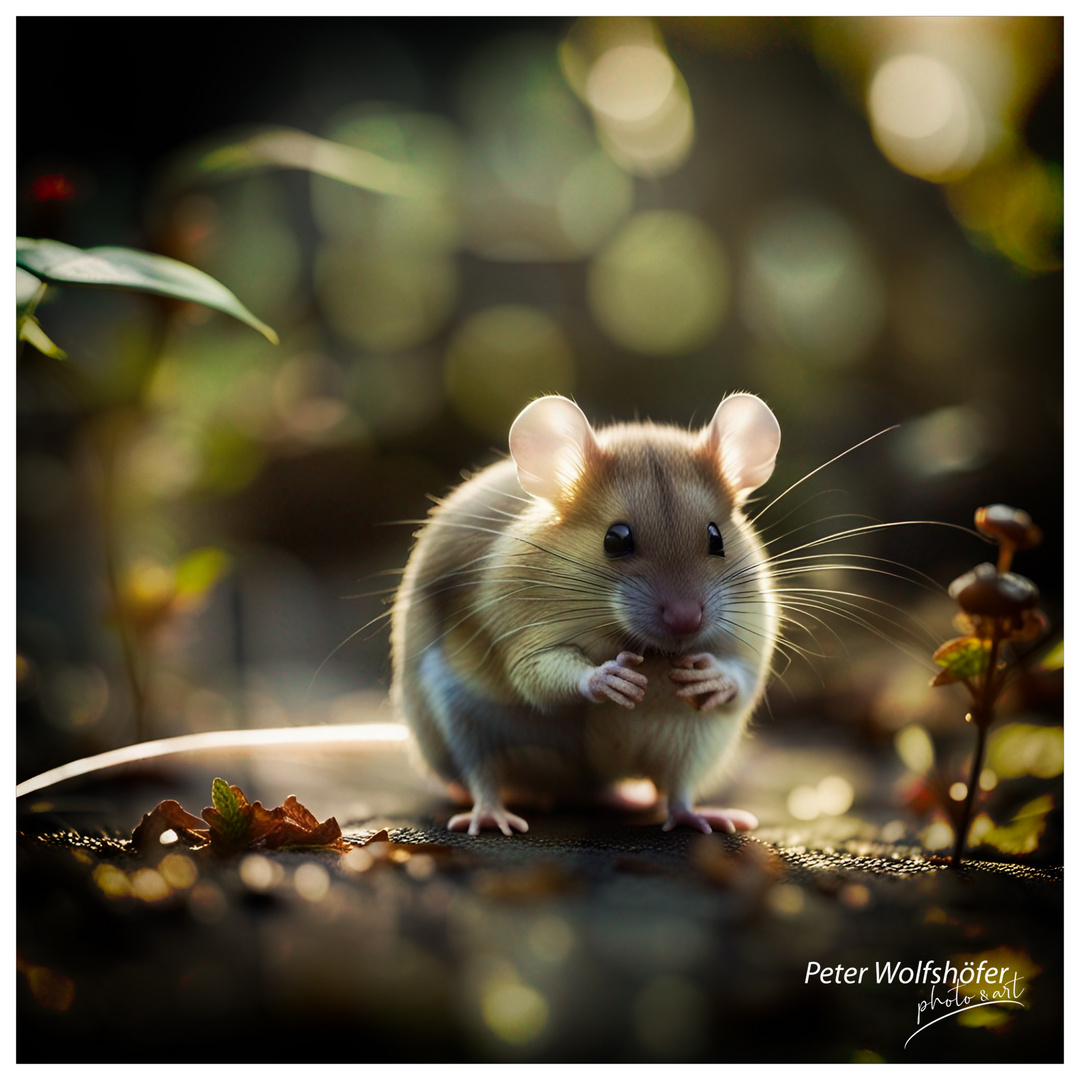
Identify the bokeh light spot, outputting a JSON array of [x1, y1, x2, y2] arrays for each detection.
[[987, 723, 1063, 780], [239, 853, 279, 891], [922, 820, 954, 851], [787, 785, 820, 821], [586, 45, 675, 123], [444, 305, 575, 438], [159, 853, 199, 891], [556, 151, 634, 255], [93, 864, 131, 899], [595, 79, 695, 179], [816, 775, 855, 816], [528, 915, 574, 964], [480, 971, 549, 1045], [892, 404, 991, 478], [766, 883, 806, 916], [19, 958, 75, 1012], [742, 199, 884, 366], [895, 724, 935, 774], [317, 243, 457, 353], [868, 53, 984, 180], [131, 868, 171, 903], [293, 862, 331, 902], [588, 210, 728, 355]]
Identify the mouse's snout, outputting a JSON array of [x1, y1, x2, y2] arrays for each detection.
[[660, 598, 703, 637]]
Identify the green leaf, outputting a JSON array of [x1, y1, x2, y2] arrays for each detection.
[[19, 315, 68, 360], [174, 548, 230, 599], [196, 127, 424, 197], [1037, 639, 1063, 672], [16, 238, 278, 344], [978, 794, 1053, 856], [211, 777, 249, 845], [931, 636, 990, 685], [16, 266, 44, 313]]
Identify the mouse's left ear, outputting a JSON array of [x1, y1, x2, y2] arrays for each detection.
[[702, 393, 781, 503], [509, 395, 598, 503]]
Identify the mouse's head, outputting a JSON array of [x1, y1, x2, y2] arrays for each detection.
[[508, 394, 781, 654]]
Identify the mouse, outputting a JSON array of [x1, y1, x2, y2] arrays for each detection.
[[390, 392, 781, 836]]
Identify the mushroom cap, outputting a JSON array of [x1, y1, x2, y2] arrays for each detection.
[[975, 504, 1043, 550], [948, 562, 1040, 616]]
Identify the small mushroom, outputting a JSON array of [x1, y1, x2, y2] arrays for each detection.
[[948, 562, 1039, 618], [975, 505, 1042, 571]]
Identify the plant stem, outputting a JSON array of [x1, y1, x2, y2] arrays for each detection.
[[950, 717, 987, 869], [950, 627, 1004, 869]]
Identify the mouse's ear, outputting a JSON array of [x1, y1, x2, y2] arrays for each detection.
[[509, 396, 598, 502], [703, 393, 781, 503]]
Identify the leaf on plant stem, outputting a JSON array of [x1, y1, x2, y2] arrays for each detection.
[[16, 238, 278, 344], [931, 636, 991, 685], [19, 315, 67, 360]]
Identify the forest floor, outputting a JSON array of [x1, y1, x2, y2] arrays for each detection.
[[16, 721, 1064, 1064]]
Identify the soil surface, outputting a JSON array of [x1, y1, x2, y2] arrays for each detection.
[[16, 729, 1064, 1063]]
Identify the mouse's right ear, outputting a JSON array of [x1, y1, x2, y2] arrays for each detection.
[[509, 396, 598, 503]]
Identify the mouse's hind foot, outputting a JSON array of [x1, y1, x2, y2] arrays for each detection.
[[448, 804, 529, 836], [662, 801, 758, 835]]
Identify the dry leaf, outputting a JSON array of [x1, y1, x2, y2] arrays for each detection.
[[131, 800, 210, 854], [131, 780, 351, 856]]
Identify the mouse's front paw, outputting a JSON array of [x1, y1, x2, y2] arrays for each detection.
[[448, 804, 530, 836], [662, 801, 759, 835], [669, 653, 738, 710], [580, 651, 648, 708]]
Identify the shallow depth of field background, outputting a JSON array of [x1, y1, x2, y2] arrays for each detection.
[[16, 17, 1063, 849]]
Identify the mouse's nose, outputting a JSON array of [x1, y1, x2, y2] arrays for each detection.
[[661, 599, 703, 636]]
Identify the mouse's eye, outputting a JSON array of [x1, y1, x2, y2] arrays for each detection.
[[604, 523, 635, 558], [707, 522, 725, 557]]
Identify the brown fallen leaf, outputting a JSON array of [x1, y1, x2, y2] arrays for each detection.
[[261, 795, 350, 852], [131, 780, 352, 856], [131, 800, 210, 855], [201, 782, 351, 854]]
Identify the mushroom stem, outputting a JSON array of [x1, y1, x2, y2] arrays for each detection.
[[997, 541, 1015, 574]]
